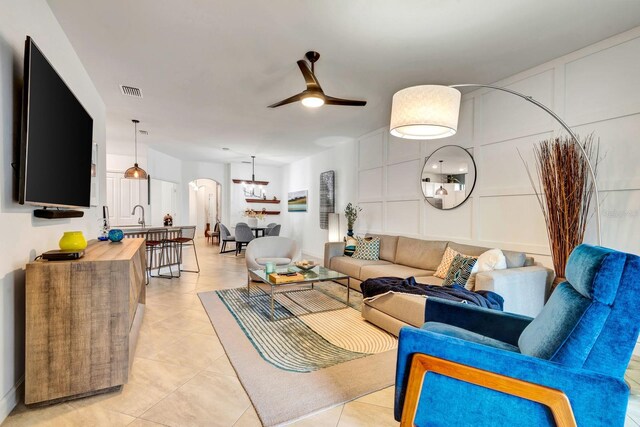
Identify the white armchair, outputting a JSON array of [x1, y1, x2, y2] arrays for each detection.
[[245, 237, 301, 272]]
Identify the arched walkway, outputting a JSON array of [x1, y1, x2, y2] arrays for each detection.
[[188, 178, 222, 238]]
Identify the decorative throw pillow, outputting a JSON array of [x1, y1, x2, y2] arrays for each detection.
[[434, 247, 461, 279], [344, 236, 357, 257], [465, 248, 507, 290], [442, 254, 477, 287], [352, 236, 380, 261]]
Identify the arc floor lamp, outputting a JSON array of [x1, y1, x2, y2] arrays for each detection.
[[389, 84, 601, 245]]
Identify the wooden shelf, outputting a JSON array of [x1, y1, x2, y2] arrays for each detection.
[[233, 179, 269, 186], [264, 211, 280, 215], [246, 198, 280, 204]]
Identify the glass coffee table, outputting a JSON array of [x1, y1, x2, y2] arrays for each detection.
[[248, 266, 351, 320]]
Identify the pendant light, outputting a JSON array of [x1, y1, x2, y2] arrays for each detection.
[[124, 119, 148, 179], [435, 160, 448, 196]]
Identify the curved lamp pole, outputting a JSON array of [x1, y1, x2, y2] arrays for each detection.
[[390, 84, 601, 245]]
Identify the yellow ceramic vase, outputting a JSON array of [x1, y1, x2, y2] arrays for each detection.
[[59, 231, 88, 251]]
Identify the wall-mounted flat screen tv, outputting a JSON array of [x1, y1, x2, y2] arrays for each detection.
[[19, 36, 93, 208]]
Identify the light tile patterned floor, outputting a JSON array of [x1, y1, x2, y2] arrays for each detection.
[[3, 238, 640, 426]]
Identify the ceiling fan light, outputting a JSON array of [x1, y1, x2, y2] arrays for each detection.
[[301, 95, 325, 108], [390, 85, 461, 140]]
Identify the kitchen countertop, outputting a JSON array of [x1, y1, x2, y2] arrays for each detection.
[[111, 226, 188, 234]]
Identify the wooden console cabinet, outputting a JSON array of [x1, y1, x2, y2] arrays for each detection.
[[25, 238, 146, 404]]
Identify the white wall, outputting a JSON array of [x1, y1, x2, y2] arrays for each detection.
[[0, 1, 106, 421], [280, 26, 640, 264], [281, 141, 357, 257], [355, 26, 640, 265], [187, 179, 218, 234]]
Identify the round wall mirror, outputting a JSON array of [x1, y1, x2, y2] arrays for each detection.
[[421, 145, 476, 210]]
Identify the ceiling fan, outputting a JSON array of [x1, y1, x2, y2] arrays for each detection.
[[268, 51, 367, 109]]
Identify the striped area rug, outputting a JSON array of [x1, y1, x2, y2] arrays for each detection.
[[216, 283, 396, 373]]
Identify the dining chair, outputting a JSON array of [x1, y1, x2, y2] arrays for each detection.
[[234, 223, 255, 256], [219, 223, 236, 254], [206, 221, 220, 245], [265, 224, 281, 236]]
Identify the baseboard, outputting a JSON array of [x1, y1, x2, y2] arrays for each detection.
[[0, 376, 23, 424]]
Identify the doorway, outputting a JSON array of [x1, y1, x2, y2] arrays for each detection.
[[188, 179, 221, 237]]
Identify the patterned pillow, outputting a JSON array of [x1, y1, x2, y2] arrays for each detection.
[[434, 247, 461, 279], [442, 254, 477, 287], [352, 236, 380, 261], [344, 236, 357, 257]]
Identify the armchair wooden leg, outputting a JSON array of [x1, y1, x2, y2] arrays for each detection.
[[400, 354, 577, 427]]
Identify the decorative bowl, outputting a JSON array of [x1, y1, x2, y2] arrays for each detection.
[[294, 260, 317, 271], [108, 229, 124, 243]]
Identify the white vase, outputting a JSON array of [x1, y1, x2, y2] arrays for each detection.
[[247, 217, 258, 227]]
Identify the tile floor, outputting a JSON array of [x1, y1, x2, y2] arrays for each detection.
[[3, 238, 640, 426]]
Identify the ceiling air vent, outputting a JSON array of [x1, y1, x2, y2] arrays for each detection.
[[120, 85, 143, 98]]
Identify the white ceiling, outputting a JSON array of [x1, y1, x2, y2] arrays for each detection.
[[47, 0, 640, 165]]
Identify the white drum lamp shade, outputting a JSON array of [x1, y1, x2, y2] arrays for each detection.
[[328, 213, 341, 242], [390, 85, 462, 140]]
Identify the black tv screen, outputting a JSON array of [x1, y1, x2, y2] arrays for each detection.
[[19, 36, 93, 208]]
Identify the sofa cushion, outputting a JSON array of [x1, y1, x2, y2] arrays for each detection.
[[360, 264, 433, 281], [447, 241, 490, 257], [447, 242, 526, 268], [366, 234, 399, 263], [364, 292, 427, 327], [415, 275, 445, 286], [395, 237, 448, 271], [330, 256, 391, 279]]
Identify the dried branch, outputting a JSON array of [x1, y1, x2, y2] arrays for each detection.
[[520, 134, 599, 278]]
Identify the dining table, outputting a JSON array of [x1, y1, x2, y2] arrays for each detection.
[[250, 226, 267, 238]]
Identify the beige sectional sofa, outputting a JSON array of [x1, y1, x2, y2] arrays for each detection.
[[324, 234, 553, 336]]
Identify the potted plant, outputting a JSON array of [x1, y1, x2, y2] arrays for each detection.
[[344, 203, 362, 237], [522, 134, 599, 288]]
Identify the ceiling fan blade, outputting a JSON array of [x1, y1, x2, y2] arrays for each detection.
[[324, 95, 367, 107], [267, 92, 305, 108], [297, 60, 322, 91]]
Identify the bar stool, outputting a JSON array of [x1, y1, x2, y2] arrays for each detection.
[[169, 226, 200, 275], [145, 228, 173, 282]]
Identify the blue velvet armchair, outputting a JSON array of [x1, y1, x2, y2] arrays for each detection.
[[395, 244, 640, 427]]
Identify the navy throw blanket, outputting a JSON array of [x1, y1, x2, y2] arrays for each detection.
[[360, 276, 504, 310]]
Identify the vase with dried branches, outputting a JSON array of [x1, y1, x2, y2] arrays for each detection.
[[521, 134, 599, 282]]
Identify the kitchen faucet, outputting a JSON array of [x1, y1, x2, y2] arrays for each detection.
[[132, 205, 145, 228]]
